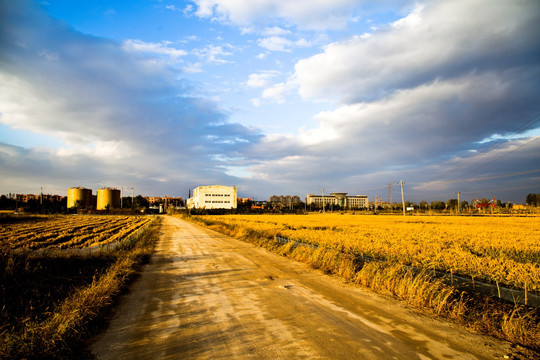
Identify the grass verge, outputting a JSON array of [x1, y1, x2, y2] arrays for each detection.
[[184, 215, 539, 352], [0, 216, 162, 359]]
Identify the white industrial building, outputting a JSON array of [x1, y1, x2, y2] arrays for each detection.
[[186, 185, 237, 209], [306, 192, 369, 209]]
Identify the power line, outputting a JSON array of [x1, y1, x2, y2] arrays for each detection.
[[417, 168, 540, 187], [407, 184, 540, 201], [445, 137, 539, 183], [433, 115, 540, 181]]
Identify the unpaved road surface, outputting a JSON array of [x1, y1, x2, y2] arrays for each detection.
[[90, 216, 516, 359]]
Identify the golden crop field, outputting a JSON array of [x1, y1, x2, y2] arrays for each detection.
[[0, 215, 152, 250], [199, 214, 540, 294]]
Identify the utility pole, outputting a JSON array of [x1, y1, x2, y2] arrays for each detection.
[[121, 186, 123, 208], [457, 192, 461, 213], [131, 187, 134, 209], [399, 180, 405, 216], [388, 181, 392, 204], [40, 186, 43, 206], [321, 188, 325, 214]]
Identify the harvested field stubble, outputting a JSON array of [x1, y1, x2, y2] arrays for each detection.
[[1, 215, 152, 250], [0, 215, 161, 359]]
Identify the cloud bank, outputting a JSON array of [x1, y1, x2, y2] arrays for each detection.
[[0, 0, 260, 195], [191, 0, 360, 30], [244, 0, 540, 200], [0, 0, 539, 203]]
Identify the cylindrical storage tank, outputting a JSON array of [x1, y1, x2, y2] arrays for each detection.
[[67, 187, 93, 208], [96, 188, 121, 210]]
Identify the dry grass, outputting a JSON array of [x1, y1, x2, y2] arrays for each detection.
[[184, 214, 540, 352], [0, 216, 161, 359], [193, 214, 540, 293]]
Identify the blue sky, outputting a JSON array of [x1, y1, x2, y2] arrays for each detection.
[[0, 0, 539, 203]]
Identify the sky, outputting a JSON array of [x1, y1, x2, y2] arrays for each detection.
[[0, 0, 539, 203]]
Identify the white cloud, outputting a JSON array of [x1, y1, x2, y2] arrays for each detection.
[[246, 70, 280, 87], [294, 0, 540, 103], [192, 44, 234, 64], [250, 98, 261, 107], [257, 36, 293, 52], [262, 26, 291, 36], [1, 0, 538, 202], [123, 39, 187, 59], [391, 3, 423, 29], [55, 140, 135, 161], [256, 36, 314, 52], [261, 81, 296, 103], [246, 66, 540, 198], [0, 0, 261, 195], [183, 63, 203, 73], [294, 38, 311, 48], [191, 0, 360, 30], [184, 4, 195, 16]]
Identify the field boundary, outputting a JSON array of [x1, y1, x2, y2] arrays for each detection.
[[275, 235, 540, 307]]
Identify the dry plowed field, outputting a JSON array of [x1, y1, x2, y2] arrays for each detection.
[[0, 215, 152, 249]]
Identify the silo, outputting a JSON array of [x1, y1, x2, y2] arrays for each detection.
[[67, 187, 93, 208], [96, 188, 121, 210]]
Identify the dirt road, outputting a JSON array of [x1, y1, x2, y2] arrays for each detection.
[[90, 216, 513, 359]]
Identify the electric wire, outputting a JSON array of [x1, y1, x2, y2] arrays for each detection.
[[432, 114, 539, 182]]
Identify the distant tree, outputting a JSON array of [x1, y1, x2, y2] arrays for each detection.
[[294, 201, 306, 211], [447, 199, 458, 210], [526, 193, 537, 206], [419, 201, 428, 210], [75, 199, 84, 210], [430, 201, 445, 210], [134, 195, 149, 209], [0, 195, 15, 210]]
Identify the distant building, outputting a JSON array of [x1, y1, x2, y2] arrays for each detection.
[[96, 188, 121, 210], [145, 196, 184, 206], [187, 185, 237, 209], [15, 193, 66, 204], [145, 196, 163, 205], [306, 192, 368, 209], [269, 195, 301, 208], [67, 187, 93, 208], [16, 194, 39, 203]]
